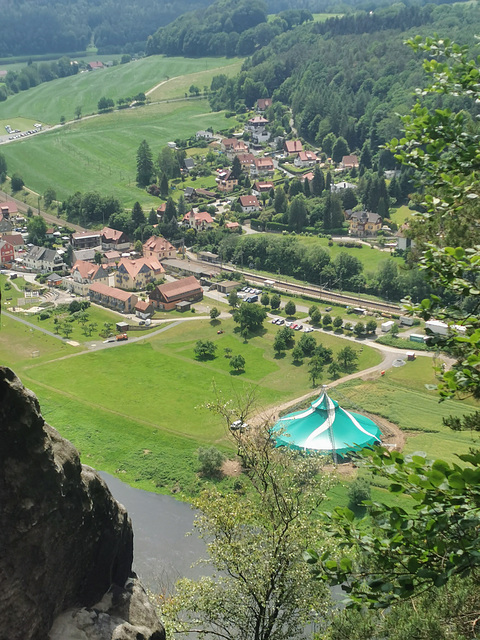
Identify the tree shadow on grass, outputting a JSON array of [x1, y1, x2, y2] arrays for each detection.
[[274, 352, 286, 360]]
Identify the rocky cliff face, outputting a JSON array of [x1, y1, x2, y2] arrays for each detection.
[[0, 367, 164, 640]]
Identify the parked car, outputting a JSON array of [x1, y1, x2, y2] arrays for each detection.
[[294, 324, 303, 331]]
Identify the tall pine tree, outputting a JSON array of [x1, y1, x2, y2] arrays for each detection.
[[136, 140, 154, 187]]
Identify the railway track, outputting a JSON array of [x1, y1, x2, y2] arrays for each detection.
[[218, 264, 401, 315]]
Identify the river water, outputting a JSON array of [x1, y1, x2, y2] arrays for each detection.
[[100, 472, 208, 593]]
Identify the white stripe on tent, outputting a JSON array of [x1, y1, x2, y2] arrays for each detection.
[[304, 393, 336, 448], [279, 406, 314, 422], [340, 408, 380, 440]]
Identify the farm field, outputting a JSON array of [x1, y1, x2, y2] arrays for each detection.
[[0, 55, 242, 125], [1, 100, 236, 207]]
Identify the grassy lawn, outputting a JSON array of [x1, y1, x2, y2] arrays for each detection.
[[11, 317, 380, 479], [391, 204, 415, 226], [0, 56, 244, 125], [1, 100, 236, 207]]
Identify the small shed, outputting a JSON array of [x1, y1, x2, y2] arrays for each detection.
[[116, 321, 129, 332], [216, 280, 241, 294], [176, 300, 192, 312]]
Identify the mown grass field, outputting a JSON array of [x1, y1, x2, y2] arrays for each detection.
[[0, 55, 243, 124], [3, 314, 381, 493], [1, 100, 236, 207]]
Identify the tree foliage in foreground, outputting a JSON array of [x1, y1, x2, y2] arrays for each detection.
[[162, 426, 334, 640]]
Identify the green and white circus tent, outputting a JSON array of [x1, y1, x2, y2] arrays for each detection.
[[272, 388, 381, 457]]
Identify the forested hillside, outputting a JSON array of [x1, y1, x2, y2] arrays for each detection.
[[0, 0, 213, 56], [207, 1, 480, 153]]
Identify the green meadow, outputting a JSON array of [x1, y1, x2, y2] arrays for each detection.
[[1, 100, 236, 207], [0, 55, 242, 124], [3, 314, 381, 493]]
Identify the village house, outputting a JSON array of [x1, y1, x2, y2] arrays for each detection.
[[225, 222, 240, 231], [135, 299, 154, 319], [182, 210, 214, 231], [221, 138, 248, 158], [256, 98, 272, 112], [284, 140, 303, 156], [1, 233, 25, 255], [216, 280, 241, 294], [252, 181, 274, 196], [149, 276, 203, 311], [294, 150, 319, 168], [102, 250, 122, 268], [0, 240, 14, 267], [301, 172, 315, 184], [24, 246, 66, 272], [396, 223, 416, 251], [341, 155, 359, 170], [156, 202, 166, 220], [71, 230, 102, 250], [101, 227, 130, 251], [239, 195, 261, 213], [252, 130, 271, 144], [216, 169, 238, 192], [184, 186, 196, 201], [237, 153, 255, 172], [68, 260, 109, 295], [88, 282, 138, 313], [72, 247, 98, 264], [0, 201, 18, 218], [245, 116, 268, 133], [195, 188, 217, 199], [331, 181, 357, 192], [346, 210, 382, 237], [250, 156, 274, 178], [115, 257, 165, 291], [0, 216, 13, 233], [184, 158, 195, 173], [196, 130, 214, 140], [87, 61, 104, 70], [143, 236, 176, 261]]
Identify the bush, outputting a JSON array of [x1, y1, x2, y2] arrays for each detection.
[[347, 477, 371, 510], [197, 446, 225, 477]]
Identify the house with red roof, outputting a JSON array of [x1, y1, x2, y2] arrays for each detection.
[[294, 150, 319, 168], [0, 201, 18, 218], [142, 236, 176, 261], [69, 260, 109, 295], [250, 157, 274, 178], [216, 169, 238, 192], [341, 155, 359, 169], [115, 257, 165, 291], [88, 61, 104, 70], [252, 181, 274, 196], [182, 210, 214, 230], [256, 98, 272, 112], [1, 234, 24, 255], [0, 239, 14, 267], [225, 222, 241, 231], [149, 276, 203, 311], [284, 140, 303, 156], [239, 195, 261, 213], [135, 299, 155, 319], [221, 138, 248, 158], [237, 153, 255, 171], [245, 116, 268, 133], [88, 283, 138, 313], [101, 227, 130, 251], [71, 230, 102, 250]]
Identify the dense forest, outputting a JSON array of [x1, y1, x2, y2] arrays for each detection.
[[146, 0, 314, 57], [206, 1, 480, 152], [0, 0, 214, 57]]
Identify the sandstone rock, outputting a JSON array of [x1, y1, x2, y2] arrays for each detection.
[[0, 367, 164, 640]]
